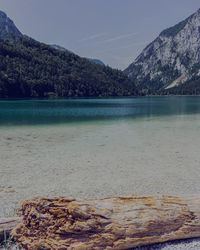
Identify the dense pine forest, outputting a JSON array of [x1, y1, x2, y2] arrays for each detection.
[[0, 37, 138, 98]]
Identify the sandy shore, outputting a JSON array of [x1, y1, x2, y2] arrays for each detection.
[[1, 115, 200, 249]]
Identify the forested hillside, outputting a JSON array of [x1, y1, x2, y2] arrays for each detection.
[[0, 37, 138, 98]]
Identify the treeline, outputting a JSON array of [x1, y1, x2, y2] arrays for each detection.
[[0, 37, 138, 98]]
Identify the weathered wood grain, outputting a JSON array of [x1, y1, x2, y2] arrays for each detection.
[[11, 196, 200, 249]]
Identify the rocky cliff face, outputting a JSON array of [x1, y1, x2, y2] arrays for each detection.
[[125, 9, 200, 93], [0, 10, 22, 40]]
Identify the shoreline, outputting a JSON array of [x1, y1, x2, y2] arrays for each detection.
[[1, 115, 200, 217], [1, 112, 200, 250]]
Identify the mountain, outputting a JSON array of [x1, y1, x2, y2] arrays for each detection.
[[50, 44, 69, 52], [125, 8, 200, 94], [50, 45, 105, 66], [0, 10, 22, 40], [0, 11, 137, 98], [87, 58, 105, 66]]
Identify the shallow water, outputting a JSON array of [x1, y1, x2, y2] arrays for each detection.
[[1, 96, 200, 126], [0, 97, 200, 218]]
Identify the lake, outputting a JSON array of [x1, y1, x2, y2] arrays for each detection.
[[1, 96, 200, 126], [0, 96, 200, 218]]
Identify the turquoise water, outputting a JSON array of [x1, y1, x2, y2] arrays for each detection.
[[0, 96, 200, 126]]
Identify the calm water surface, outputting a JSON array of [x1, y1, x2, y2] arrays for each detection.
[[0, 96, 200, 126]]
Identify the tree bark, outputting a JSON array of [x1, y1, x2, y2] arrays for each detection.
[[11, 196, 200, 249], [0, 217, 20, 243]]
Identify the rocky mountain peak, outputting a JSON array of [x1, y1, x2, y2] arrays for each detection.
[[0, 10, 22, 40], [124, 8, 200, 93]]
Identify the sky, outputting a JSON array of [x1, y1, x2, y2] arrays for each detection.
[[0, 0, 199, 69]]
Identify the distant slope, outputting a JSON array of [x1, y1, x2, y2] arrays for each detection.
[[87, 58, 105, 66], [50, 44, 69, 52], [0, 11, 137, 98], [50, 44, 105, 66], [124, 8, 200, 95]]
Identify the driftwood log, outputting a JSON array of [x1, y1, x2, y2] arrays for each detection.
[[0, 217, 20, 243], [10, 196, 200, 249]]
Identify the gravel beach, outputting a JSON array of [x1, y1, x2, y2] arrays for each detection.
[[1, 115, 200, 249]]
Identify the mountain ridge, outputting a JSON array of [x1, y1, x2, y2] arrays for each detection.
[[125, 8, 200, 94]]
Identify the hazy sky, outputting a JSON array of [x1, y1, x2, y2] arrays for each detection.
[[0, 0, 199, 69]]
